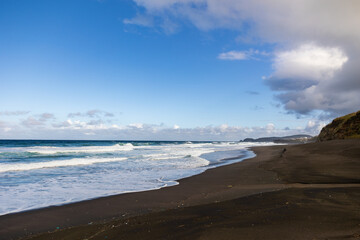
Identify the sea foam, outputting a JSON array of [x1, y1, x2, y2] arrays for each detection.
[[5, 143, 135, 155], [0, 157, 128, 172], [0, 140, 275, 215]]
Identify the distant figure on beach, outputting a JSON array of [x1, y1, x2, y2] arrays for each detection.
[[281, 148, 286, 157]]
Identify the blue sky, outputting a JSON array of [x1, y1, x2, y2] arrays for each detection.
[[1, 0, 359, 140]]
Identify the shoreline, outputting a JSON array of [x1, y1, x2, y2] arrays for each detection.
[[0, 145, 283, 239], [1, 139, 360, 239], [0, 148, 254, 217]]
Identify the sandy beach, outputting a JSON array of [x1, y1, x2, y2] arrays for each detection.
[[2, 1, 359, 239], [1, 139, 360, 240]]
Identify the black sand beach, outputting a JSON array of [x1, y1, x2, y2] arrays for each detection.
[[1, 139, 360, 240]]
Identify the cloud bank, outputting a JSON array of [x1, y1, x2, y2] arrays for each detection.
[[126, 0, 360, 118], [0, 111, 322, 140]]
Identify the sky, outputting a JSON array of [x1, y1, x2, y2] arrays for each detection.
[[0, 0, 359, 140]]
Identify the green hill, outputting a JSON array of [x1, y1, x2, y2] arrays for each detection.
[[317, 110, 360, 141]]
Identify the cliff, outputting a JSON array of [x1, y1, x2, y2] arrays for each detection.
[[317, 110, 360, 141]]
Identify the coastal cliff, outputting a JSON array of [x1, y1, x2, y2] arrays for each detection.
[[318, 110, 360, 141]]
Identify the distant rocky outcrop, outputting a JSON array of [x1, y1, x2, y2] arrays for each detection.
[[317, 110, 360, 141], [241, 134, 315, 144]]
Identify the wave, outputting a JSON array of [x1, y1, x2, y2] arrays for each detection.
[[177, 155, 210, 168], [3, 143, 135, 155], [0, 157, 127, 173], [0, 140, 271, 216]]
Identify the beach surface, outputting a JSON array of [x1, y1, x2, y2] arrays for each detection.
[[1, 139, 360, 240]]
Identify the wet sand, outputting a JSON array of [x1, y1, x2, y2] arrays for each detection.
[[1, 139, 360, 240]]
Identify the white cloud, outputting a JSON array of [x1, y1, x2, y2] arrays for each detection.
[[128, 123, 144, 129], [270, 44, 348, 86], [2, 118, 321, 140], [123, 14, 154, 27], [265, 123, 275, 133], [0, 111, 29, 116], [0, 121, 16, 134], [3, 127, 11, 132], [127, 0, 360, 118], [20, 113, 55, 128], [128, 0, 360, 44], [305, 120, 326, 135], [218, 49, 268, 61], [0, 121, 7, 129], [52, 119, 109, 130], [21, 117, 44, 128], [265, 43, 357, 115], [0, 111, 322, 140], [218, 51, 247, 60], [68, 110, 114, 118], [39, 113, 55, 121], [219, 124, 228, 132]]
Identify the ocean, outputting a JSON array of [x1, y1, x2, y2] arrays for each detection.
[[0, 140, 273, 215]]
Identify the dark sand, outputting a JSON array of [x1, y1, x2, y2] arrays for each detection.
[[1, 139, 360, 240]]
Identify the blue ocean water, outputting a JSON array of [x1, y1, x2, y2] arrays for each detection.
[[0, 140, 273, 215]]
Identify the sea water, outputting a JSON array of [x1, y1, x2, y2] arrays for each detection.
[[0, 140, 273, 215]]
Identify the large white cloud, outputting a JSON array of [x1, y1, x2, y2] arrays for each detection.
[[125, 0, 360, 117], [126, 0, 360, 43], [271, 44, 348, 87], [265, 43, 353, 115]]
